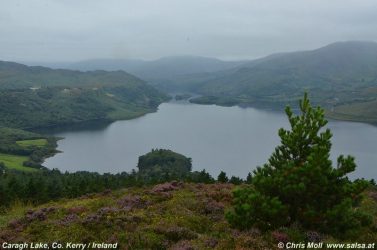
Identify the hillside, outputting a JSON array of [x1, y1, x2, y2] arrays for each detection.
[[1, 182, 376, 249], [0, 61, 169, 129], [0, 60, 150, 89], [187, 41, 377, 123]]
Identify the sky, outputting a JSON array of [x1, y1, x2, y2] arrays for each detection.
[[1, 0, 377, 62]]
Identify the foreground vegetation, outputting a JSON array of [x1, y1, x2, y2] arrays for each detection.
[[0, 182, 376, 249], [226, 94, 373, 239]]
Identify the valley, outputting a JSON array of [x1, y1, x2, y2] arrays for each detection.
[[29, 41, 377, 125], [2, 41, 377, 174]]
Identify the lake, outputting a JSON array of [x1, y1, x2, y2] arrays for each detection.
[[43, 101, 377, 180]]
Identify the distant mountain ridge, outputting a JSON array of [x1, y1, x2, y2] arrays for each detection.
[[196, 41, 377, 96], [187, 41, 377, 124], [23, 56, 248, 85]]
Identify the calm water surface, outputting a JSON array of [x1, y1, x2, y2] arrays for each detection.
[[44, 101, 377, 179]]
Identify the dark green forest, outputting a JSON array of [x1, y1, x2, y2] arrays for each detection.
[[0, 149, 216, 208]]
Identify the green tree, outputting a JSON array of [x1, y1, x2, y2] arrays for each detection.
[[187, 169, 215, 184], [217, 171, 229, 183], [137, 149, 192, 183], [226, 93, 371, 236], [229, 176, 243, 185], [245, 172, 253, 184]]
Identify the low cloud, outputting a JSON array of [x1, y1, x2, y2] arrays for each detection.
[[1, 0, 377, 62]]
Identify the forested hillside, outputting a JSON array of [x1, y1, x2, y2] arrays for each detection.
[[0, 61, 142, 89], [0, 61, 169, 172], [0, 61, 169, 129]]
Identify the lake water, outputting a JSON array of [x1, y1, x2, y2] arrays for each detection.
[[44, 101, 377, 180]]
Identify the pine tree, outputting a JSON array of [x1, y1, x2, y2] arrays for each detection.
[[217, 171, 229, 183], [245, 173, 253, 184], [229, 176, 243, 185], [226, 93, 371, 236]]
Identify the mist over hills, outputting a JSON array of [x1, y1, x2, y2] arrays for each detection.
[[25, 41, 377, 94], [182, 41, 377, 124], [196, 41, 377, 96], [16, 41, 377, 124], [24, 56, 247, 82]]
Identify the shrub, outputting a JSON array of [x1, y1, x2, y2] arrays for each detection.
[[226, 93, 371, 236]]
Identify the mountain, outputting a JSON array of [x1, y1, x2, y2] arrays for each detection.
[[188, 41, 377, 124], [130, 56, 247, 79], [23, 56, 247, 90], [0, 61, 169, 129], [196, 41, 377, 96], [0, 61, 144, 89], [20, 42, 377, 124]]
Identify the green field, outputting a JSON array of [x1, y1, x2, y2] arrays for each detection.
[[0, 153, 37, 172], [16, 138, 48, 148]]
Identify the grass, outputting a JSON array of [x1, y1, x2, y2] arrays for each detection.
[[0, 153, 37, 172], [326, 100, 377, 124], [0, 201, 33, 229], [16, 138, 48, 148]]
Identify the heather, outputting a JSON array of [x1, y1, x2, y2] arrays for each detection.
[[1, 182, 376, 249]]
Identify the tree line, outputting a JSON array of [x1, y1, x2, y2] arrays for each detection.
[[0, 148, 256, 209]]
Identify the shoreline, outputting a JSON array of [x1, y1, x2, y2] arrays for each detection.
[[189, 96, 377, 126]]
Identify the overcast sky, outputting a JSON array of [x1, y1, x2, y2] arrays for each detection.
[[1, 0, 377, 62]]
